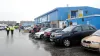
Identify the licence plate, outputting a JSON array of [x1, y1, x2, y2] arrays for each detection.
[[83, 43, 90, 47], [50, 38, 53, 41]]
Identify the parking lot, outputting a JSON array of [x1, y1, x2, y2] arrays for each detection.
[[0, 30, 99, 56], [31, 39, 100, 56]]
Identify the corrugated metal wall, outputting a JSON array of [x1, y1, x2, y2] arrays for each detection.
[[67, 16, 100, 29], [49, 11, 58, 21]]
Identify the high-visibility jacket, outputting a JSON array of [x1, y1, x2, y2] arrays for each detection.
[[10, 27, 15, 31], [6, 27, 10, 30]]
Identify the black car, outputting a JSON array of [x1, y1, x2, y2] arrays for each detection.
[[50, 25, 96, 47], [43, 28, 62, 41]]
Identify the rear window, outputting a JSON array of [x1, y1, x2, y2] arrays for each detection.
[[40, 28, 47, 31]]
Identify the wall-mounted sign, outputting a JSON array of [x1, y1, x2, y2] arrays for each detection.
[[78, 10, 83, 17], [68, 14, 70, 19], [73, 22, 77, 25]]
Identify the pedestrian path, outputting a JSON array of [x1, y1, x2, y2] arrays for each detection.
[[0, 30, 51, 56]]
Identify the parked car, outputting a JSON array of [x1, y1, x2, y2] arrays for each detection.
[[43, 28, 62, 41], [81, 30, 100, 52], [29, 26, 42, 38], [24, 27, 33, 30], [50, 25, 96, 47], [34, 27, 48, 39], [0, 26, 7, 30]]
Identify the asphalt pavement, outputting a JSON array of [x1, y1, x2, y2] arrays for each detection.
[[0, 30, 100, 56], [0, 30, 51, 56]]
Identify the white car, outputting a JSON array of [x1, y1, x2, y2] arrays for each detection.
[[34, 27, 48, 39], [24, 27, 33, 30], [35, 31, 45, 39]]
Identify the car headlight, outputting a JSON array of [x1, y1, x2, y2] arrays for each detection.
[[81, 39, 84, 43], [35, 34, 39, 36], [81, 40, 91, 44]]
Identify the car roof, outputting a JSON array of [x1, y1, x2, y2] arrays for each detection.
[[71, 24, 93, 27], [46, 28, 62, 30]]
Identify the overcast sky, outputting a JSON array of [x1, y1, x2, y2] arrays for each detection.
[[0, 0, 100, 22]]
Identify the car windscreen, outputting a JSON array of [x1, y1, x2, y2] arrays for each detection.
[[44, 28, 52, 32], [62, 26, 76, 32], [54, 29, 62, 32], [92, 30, 100, 36], [40, 28, 47, 31]]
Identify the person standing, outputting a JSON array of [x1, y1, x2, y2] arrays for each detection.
[[6, 26, 10, 36], [19, 26, 21, 32], [10, 26, 15, 35], [63, 25, 66, 29]]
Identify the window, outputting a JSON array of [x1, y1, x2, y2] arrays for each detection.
[[52, 24, 57, 28], [71, 10, 78, 18], [82, 26, 90, 31], [74, 26, 82, 32], [89, 26, 95, 30], [44, 28, 52, 32], [51, 29, 57, 32]]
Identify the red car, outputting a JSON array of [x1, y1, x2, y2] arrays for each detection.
[[43, 28, 62, 41]]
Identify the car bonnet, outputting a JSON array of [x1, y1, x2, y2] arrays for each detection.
[[83, 36, 100, 42]]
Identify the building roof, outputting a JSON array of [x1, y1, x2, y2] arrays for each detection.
[[35, 6, 100, 20]]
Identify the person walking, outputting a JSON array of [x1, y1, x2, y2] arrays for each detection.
[[6, 26, 10, 36], [10, 26, 15, 35]]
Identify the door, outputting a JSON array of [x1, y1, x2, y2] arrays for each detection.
[[88, 26, 96, 35], [71, 26, 82, 43], [81, 25, 92, 38]]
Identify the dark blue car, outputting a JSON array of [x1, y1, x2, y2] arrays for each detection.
[[50, 25, 96, 47]]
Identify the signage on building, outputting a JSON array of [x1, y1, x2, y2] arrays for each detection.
[[78, 10, 83, 18], [68, 14, 70, 19]]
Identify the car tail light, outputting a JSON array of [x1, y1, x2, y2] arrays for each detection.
[[31, 30, 34, 33]]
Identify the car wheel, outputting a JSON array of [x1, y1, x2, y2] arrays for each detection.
[[29, 33, 32, 37], [63, 39, 71, 47], [40, 34, 44, 39], [98, 48, 100, 53]]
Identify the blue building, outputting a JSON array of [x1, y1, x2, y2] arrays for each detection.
[[34, 6, 100, 28], [34, 7, 69, 28], [66, 15, 100, 29]]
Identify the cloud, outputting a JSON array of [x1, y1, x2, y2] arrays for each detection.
[[0, 0, 100, 22]]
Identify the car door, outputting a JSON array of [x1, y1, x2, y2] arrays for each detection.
[[81, 25, 92, 38], [50, 29, 58, 36], [88, 26, 96, 35], [71, 26, 83, 43]]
